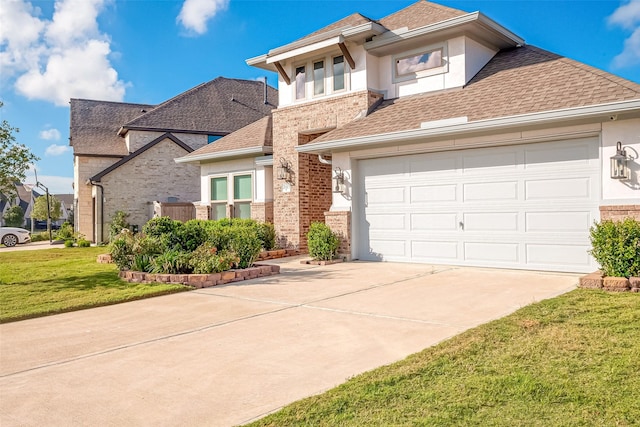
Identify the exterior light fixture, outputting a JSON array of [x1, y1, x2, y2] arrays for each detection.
[[333, 167, 346, 194], [610, 141, 630, 180], [277, 158, 292, 182]]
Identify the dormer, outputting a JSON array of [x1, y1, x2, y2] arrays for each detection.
[[247, 1, 524, 107]]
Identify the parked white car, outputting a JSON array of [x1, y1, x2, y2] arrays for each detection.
[[0, 227, 31, 247]]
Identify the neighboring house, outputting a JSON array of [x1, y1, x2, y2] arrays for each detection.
[[0, 184, 41, 228], [179, 1, 640, 273], [70, 77, 277, 243], [54, 194, 74, 226]]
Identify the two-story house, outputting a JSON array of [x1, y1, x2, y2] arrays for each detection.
[[179, 1, 640, 273], [71, 77, 277, 242]]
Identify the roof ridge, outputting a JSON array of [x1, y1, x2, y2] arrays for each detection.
[[70, 98, 156, 108]]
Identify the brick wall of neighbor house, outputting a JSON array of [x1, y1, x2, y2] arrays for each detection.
[[272, 90, 383, 250], [599, 205, 640, 221], [251, 201, 274, 223], [325, 210, 351, 259], [76, 156, 122, 241], [98, 138, 202, 240]]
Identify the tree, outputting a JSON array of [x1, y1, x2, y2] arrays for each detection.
[[3, 205, 24, 227], [32, 195, 62, 222], [0, 102, 40, 204]]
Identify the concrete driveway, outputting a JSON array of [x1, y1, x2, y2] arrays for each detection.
[[0, 258, 578, 426]]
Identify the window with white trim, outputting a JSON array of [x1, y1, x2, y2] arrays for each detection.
[[392, 44, 447, 83], [210, 176, 227, 220], [295, 65, 306, 100], [233, 174, 252, 219], [333, 55, 345, 92], [313, 60, 325, 96]]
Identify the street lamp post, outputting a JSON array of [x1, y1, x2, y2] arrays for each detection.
[[34, 170, 52, 244]]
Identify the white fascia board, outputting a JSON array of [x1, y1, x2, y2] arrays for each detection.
[[365, 12, 523, 51], [296, 99, 640, 154], [266, 36, 343, 64], [246, 54, 277, 71], [175, 147, 271, 164], [254, 155, 274, 166]]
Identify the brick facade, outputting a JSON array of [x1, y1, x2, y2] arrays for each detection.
[[272, 90, 383, 250], [251, 201, 274, 223], [599, 205, 640, 221], [324, 210, 352, 260]]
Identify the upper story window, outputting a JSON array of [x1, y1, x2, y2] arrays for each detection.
[[295, 65, 306, 100], [333, 55, 345, 92], [393, 44, 448, 84], [313, 60, 325, 96]]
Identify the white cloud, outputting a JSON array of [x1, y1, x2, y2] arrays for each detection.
[[177, 0, 229, 35], [24, 171, 74, 194], [39, 128, 61, 141], [0, 0, 127, 106], [45, 144, 70, 156], [608, 0, 640, 68]]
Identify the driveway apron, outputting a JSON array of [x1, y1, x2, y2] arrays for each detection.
[[0, 259, 578, 426]]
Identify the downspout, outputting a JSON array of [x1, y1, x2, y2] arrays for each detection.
[[318, 154, 332, 165], [88, 180, 104, 243]]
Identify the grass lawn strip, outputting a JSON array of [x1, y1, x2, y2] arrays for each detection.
[[0, 247, 188, 323], [249, 290, 639, 426]]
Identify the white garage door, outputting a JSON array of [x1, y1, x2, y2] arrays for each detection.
[[356, 137, 600, 273]]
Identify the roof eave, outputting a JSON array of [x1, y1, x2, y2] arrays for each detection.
[[175, 146, 272, 164], [365, 12, 523, 55], [296, 99, 640, 154]]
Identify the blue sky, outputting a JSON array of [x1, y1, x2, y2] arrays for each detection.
[[1, 0, 639, 194]]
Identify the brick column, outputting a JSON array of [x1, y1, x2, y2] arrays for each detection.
[[325, 210, 351, 260], [599, 205, 640, 221], [195, 204, 210, 220], [250, 201, 274, 223]]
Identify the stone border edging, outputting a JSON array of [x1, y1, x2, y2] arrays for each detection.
[[579, 271, 640, 292], [119, 264, 280, 288]]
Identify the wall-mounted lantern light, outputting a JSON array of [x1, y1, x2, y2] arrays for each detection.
[[333, 167, 346, 194], [277, 158, 292, 182], [610, 141, 631, 180]]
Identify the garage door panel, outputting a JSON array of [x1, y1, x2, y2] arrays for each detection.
[[367, 214, 406, 230], [526, 244, 592, 266], [464, 242, 519, 262], [410, 184, 457, 202], [525, 177, 591, 200], [366, 187, 406, 205], [463, 212, 518, 231], [411, 213, 458, 230], [462, 150, 518, 172], [357, 137, 599, 272], [463, 181, 518, 201], [525, 212, 592, 232], [412, 240, 458, 259]]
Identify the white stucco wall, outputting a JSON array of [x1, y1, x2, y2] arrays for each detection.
[[464, 37, 498, 83], [601, 118, 640, 201]]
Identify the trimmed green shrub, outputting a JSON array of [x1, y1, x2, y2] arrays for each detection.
[[64, 239, 74, 248], [30, 232, 49, 242], [228, 226, 262, 268], [176, 219, 208, 252], [590, 218, 640, 278], [77, 239, 91, 248], [109, 230, 135, 270], [143, 216, 181, 239], [56, 222, 75, 241], [307, 222, 340, 261], [257, 222, 277, 251]]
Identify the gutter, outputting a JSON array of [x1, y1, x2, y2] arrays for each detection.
[[296, 99, 640, 154], [175, 146, 271, 164]]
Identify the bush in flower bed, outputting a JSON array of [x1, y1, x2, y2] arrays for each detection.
[[589, 218, 640, 278], [109, 217, 275, 274]]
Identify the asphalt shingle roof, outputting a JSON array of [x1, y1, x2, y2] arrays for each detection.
[[182, 115, 273, 160], [70, 100, 153, 156], [122, 77, 277, 134], [377, 0, 467, 31], [310, 45, 640, 144]]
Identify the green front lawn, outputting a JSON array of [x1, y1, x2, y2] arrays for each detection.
[[250, 290, 640, 426], [0, 247, 188, 323]]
